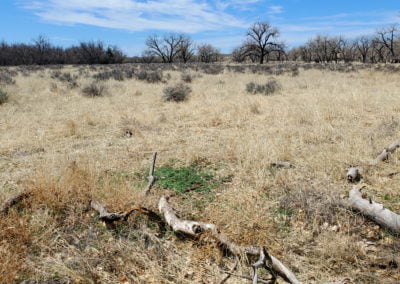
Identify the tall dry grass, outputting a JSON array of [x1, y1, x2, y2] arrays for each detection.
[[0, 64, 400, 283]]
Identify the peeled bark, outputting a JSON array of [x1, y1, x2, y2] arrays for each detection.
[[158, 196, 301, 284], [344, 187, 400, 233]]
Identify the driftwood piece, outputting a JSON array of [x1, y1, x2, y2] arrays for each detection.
[[344, 187, 400, 233], [346, 167, 361, 183], [158, 196, 301, 284], [144, 152, 157, 195], [376, 141, 399, 162], [0, 191, 30, 214]]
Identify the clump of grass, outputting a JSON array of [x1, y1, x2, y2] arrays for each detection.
[[0, 88, 8, 105], [154, 165, 216, 193], [82, 83, 107, 97], [246, 79, 281, 95], [162, 83, 191, 102]]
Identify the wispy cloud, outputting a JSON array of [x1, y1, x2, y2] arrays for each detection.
[[22, 0, 247, 33], [277, 10, 399, 45], [267, 5, 283, 15]]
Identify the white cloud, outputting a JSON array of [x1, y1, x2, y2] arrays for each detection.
[[22, 0, 247, 33], [267, 5, 283, 15]]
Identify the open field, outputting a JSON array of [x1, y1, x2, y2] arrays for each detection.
[[1, 63, 400, 283]]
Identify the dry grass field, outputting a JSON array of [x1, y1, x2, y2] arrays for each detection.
[[1, 63, 400, 283]]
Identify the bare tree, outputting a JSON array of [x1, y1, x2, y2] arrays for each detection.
[[377, 25, 400, 62], [197, 44, 221, 63], [33, 35, 52, 65], [145, 33, 189, 63], [355, 36, 372, 63], [178, 36, 194, 63], [244, 22, 280, 64], [231, 45, 247, 63]]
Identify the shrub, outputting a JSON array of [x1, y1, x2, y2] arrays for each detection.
[[82, 83, 106, 97], [246, 79, 280, 95], [0, 72, 16, 85], [162, 83, 191, 102], [0, 89, 8, 104], [136, 70, 163, 83], [181, 73, 192, 83]]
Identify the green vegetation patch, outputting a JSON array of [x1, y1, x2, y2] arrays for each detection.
[[154, 165, 218, 194]]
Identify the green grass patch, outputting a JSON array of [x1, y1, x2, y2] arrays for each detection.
[[154, 165, 218, 193]]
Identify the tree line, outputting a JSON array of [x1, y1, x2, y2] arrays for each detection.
[[0, 22, 399, 66], [0, 36, 125, 66]]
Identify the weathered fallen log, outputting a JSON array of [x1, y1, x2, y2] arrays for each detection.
[[343, 187, 400, 234], [0, 191, 30, 214], [376, 141, 399, 162], [144, 152, 157, 195], [346, 167, 361, 183], [158, 196, 301, 284]]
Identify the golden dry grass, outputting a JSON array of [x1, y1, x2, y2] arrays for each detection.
[[1, 64, 400, 283]]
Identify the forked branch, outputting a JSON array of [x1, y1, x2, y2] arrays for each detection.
[[158, 196, 301, 284]]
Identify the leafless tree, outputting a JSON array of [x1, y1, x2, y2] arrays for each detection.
[[354, 36, 372, 63], [178, 37, 195, 63], [244, 22, 280, 64], [197, 44, 221, 63], [377, 25, 400, 62], [145, 33, 191, 63]]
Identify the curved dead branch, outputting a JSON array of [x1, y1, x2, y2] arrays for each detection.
[[158, 196, 301, 284]]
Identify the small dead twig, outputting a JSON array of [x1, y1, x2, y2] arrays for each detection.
[[219, 258, 239, 284], [220, 271, 273, 283], [144, 152, 157, 195], [0, 191, 30, 214]]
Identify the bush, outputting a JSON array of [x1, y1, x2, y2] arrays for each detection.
[[136, 70, 163, 83], [246, 79, 280, 95], [181, 73, 192, 83], [0, 89, 8, 105], [163, 83, 191, 102], [82, 83, 106, 97]]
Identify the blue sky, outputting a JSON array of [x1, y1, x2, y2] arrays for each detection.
[[1, 0, 399, 55]]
